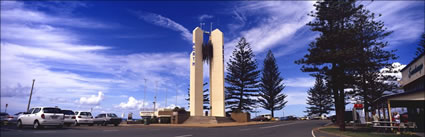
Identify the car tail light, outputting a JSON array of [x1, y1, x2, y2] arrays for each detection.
[[41, 114, 45, 119], [78, 116, 82, 118], [72, 116, 76, 119], [8, 116, 14, 119]]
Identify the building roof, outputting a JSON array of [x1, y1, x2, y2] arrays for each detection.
[[401, 54, 425, 72]]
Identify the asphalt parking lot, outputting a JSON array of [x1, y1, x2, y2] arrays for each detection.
[[1, 120, 336, 137]]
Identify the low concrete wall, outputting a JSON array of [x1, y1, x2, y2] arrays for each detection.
[[231, 112, 250, 122]]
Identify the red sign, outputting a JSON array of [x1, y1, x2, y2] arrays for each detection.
[[354, 104, 363, 108]]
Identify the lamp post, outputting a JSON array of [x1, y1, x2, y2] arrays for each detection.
[[143, 79, 147, 111], [27, 79, 35, 112], [175, 83, 178, 108]]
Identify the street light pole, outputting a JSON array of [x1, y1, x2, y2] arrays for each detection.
[[175, 83, 178, 108], [154, 81, 158, 112], [165, 88, 168, 108], [27, 79, 35, 112], [143, 79, 147, 111]]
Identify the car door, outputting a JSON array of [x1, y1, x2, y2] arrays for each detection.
[[29, 108, 41, 124], [22, 108, 34, 125]]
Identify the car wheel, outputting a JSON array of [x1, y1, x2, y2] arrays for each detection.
[[89, 124, 94, 126], [17, 120, 23, 128], [33, 121, 43, 129], [114, 124, 118, 126], [102, 121, 107, 126], [74, 121, 79, 126]]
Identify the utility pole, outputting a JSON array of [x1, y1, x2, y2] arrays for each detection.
[[143, 79, 147, 111], [153, 81, 158, 112], [175, 83, 178, 108], [27, 79, 35, 112], [165, 88, 168, 108]]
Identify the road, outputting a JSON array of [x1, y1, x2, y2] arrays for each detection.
[[1, 120, 336, 137]]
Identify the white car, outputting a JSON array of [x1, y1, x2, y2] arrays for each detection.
[[74, 111, 94, 126], [62, 110, 76, 126], [17, 107, 64, 129]]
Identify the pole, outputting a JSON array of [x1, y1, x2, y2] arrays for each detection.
[[143, 79, 147, 111], [175, 83, 178, 108], [27, 79, 35, 112], [154, 81, 157, 112], [5, 104, 8, 113], [165, 88, 168, 108]]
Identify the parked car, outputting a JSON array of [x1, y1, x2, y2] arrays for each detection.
[[330, 111, 360, 123], [251, 115, 270, 121], [0, 112, 10, 122], [94, 113, 121, 126], [62, 110, 76, 126], [74, 111, 94, 126], [16, 107, 64, 129], [5, 112, 25, 124]]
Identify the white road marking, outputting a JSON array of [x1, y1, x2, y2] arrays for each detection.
[[103, 129, 119, 132], [175, 134, 192, 137], [259, 122, 299, 129], [34, 131, 57, 134], [311, 130, 316, 137]]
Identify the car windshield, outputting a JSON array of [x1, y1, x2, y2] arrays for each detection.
[[62, 110, 75, 115], [80, 112, 92, 116], [107, 113, 117, 117], [43, 108, 62, 113]]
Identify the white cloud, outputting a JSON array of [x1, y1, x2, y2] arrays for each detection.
[[285, 77, 315, 88], [1, 1, 109, 29], [198, 14, 214, 21], [134, 11, 192, 42], [285, 92, 307, 105], [78, 91, 104, 105], [117, 96, 148, 110], [1, 1, 191, 114]]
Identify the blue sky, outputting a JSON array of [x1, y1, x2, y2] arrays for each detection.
[[1, 1, 424, 118]]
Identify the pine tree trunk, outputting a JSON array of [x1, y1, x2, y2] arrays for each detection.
[[271, 109, 274, 118]]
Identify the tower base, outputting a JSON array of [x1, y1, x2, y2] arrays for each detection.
[[183, 116, 234, 124]]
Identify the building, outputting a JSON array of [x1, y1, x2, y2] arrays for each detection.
[[373, 54, 424, 131]]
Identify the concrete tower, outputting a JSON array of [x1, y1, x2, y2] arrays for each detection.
[[209, 29, 225, 117], [190, 27, 204, 116], [189, 27, 225, 117]]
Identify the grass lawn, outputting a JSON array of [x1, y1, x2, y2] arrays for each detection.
[[320, 127, 420, 137]]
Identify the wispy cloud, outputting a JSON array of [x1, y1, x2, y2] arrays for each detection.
[[1, 1, 190, 113], [198, 14, 214, 21], [1, 1, 110, 29], [133, 11, 192, 42], [285, 77, 315, 88], [362, 1, 424, 48], [222, 1, 316, 69]]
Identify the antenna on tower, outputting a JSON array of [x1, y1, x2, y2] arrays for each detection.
[[210, 22, 213, 32], [200, 23, 205, 30]]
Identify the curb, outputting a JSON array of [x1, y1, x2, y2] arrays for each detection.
[[313, 125, 351, 137], [120, 121, 276, 128]]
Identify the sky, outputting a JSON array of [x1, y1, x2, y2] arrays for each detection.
[[1, 1, 424, 118]]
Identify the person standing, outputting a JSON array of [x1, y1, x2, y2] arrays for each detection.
[[372, 111, 380, 126]]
